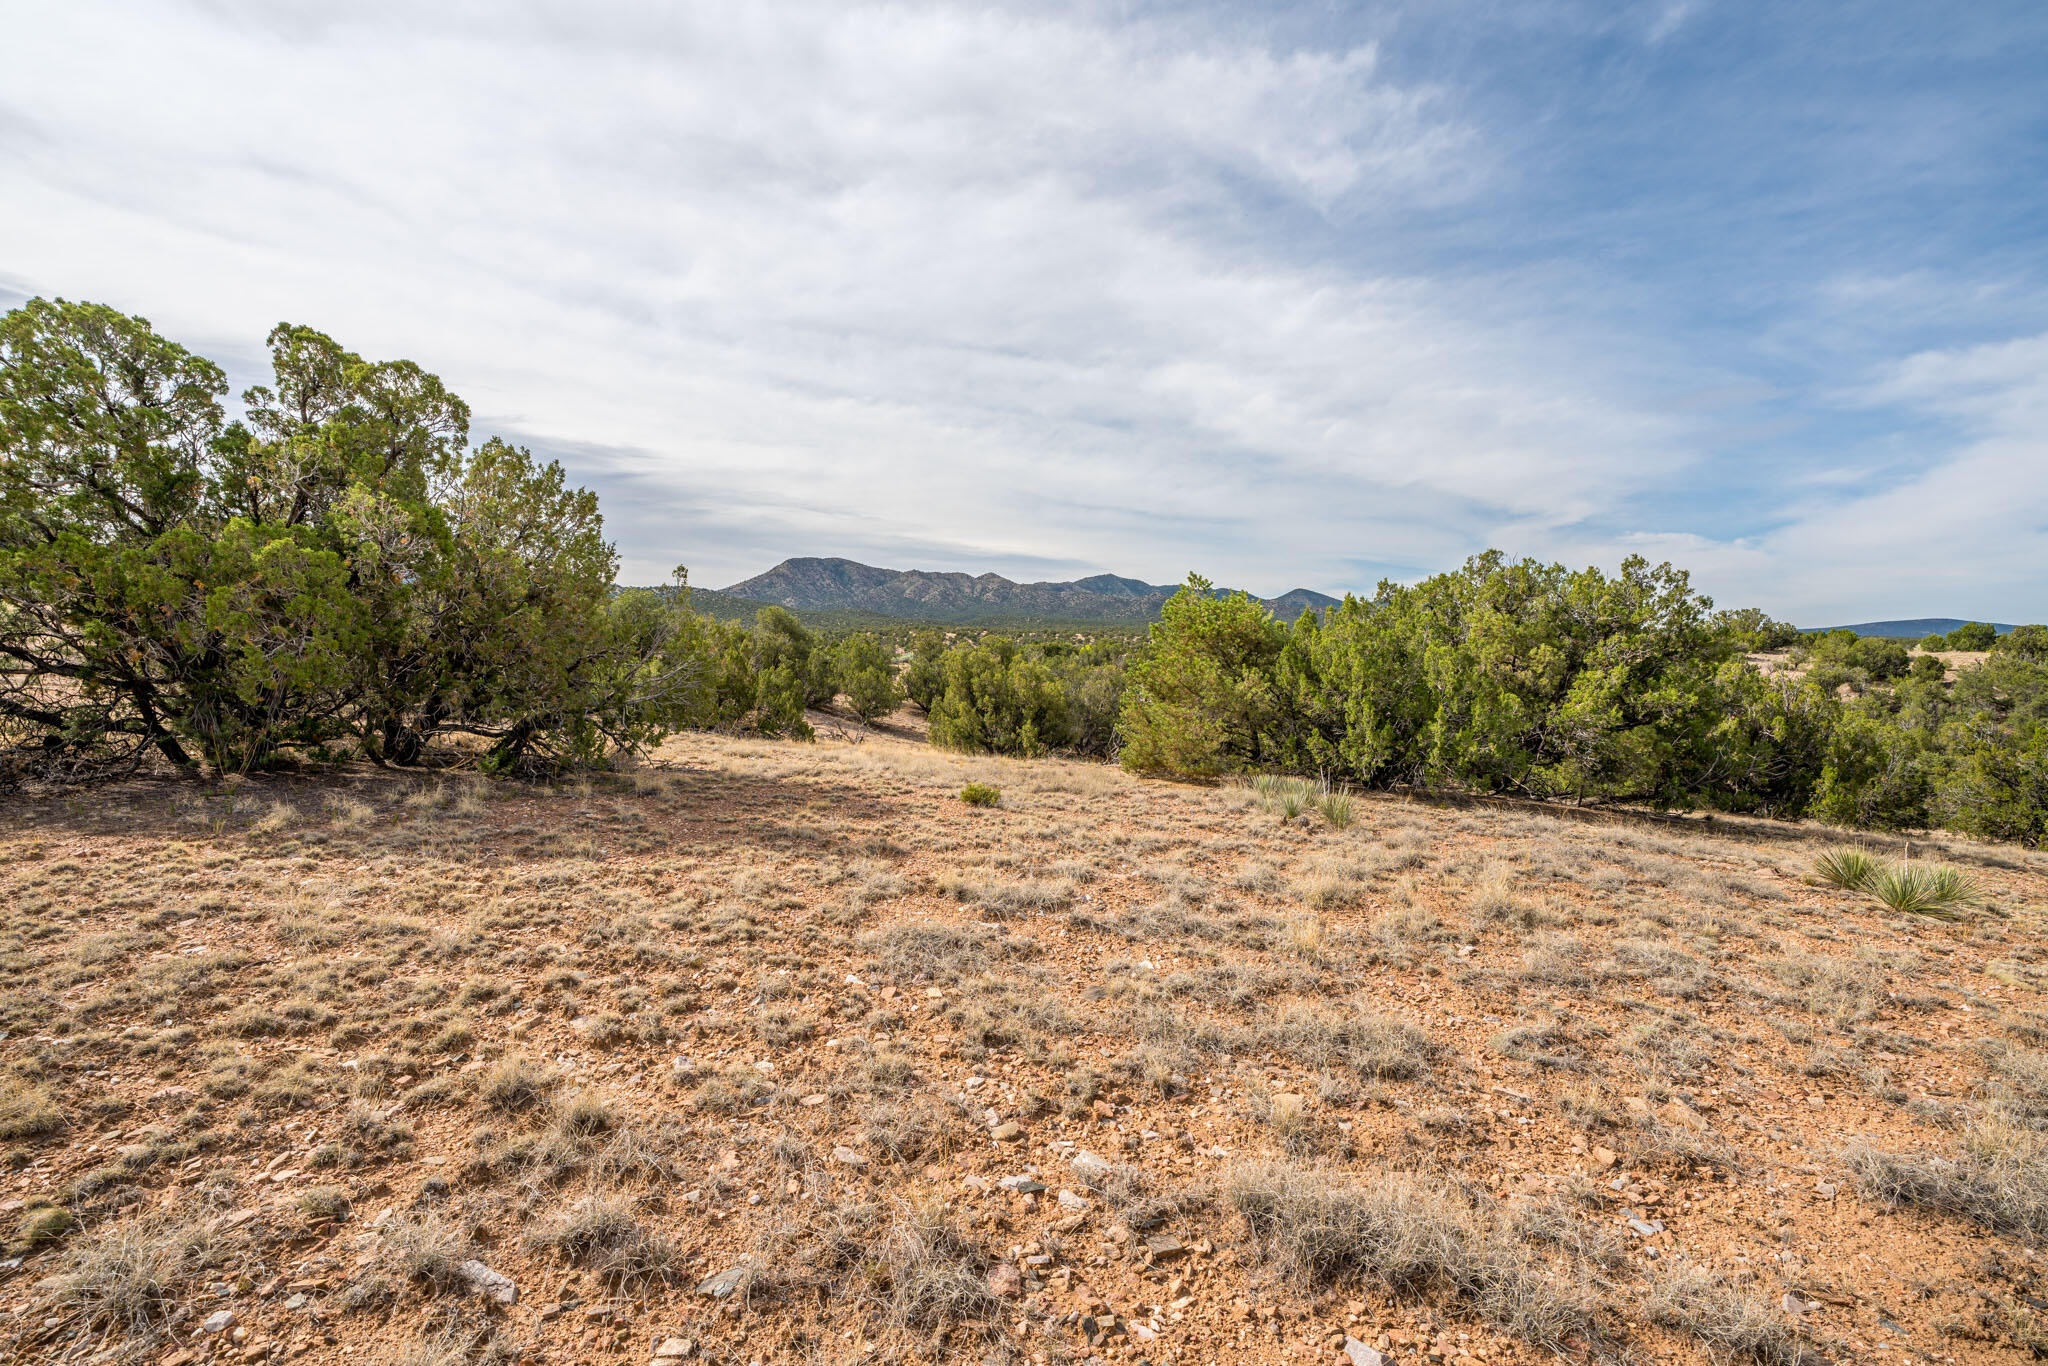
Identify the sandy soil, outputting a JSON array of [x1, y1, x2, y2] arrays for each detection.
[[2, 718, 2045, 1366]]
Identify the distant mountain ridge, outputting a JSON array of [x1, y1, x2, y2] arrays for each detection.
[[1809, 618, 2017, 639], [719, 557, 1338, 624]]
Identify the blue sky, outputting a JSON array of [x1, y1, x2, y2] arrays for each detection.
[[2, 1, 2044, 622]]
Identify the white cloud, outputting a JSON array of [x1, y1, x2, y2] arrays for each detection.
[[0, 0, 2036, 622]]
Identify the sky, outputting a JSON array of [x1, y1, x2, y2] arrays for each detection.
[[2, 1, 2044, 624]]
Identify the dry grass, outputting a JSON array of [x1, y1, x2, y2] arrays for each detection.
[[1226, 1159, 1593, 1351], [1645, 1261, 1824, 1365], [1846, 1119, 2048, 1241], [1, 726, 2042, 1365]]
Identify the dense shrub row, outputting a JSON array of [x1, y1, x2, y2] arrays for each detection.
[[1113, 566, 2047, 844]]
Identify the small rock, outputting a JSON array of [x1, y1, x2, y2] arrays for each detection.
[[1143, 1234, 1184, 1258], [654, 1338, 695, 1359], [992, 1121, 1024, 1142], [1070, 1150, 1113, 1184], [1590, 1145, 1617, 1169], [987, 1262, 1024, 1299], [201, 1310, 236, 1334], [801, 1094, 828, 1107], [832, 1146, 869, 1167], [283, 1293, 308, 1310], [459, 1260, 517, 1305], [1057, 1189, 1091, 1211], [1344, 1338, 1386, 1366], [1659, 1098, 1708, 1133], [925, 988, 944, 1000], [1626, 1213, 1665, 1237], [997, 1175, 1046, 1193], [698, 1265, 750, 1299]]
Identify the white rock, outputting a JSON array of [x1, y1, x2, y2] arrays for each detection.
[[459, 1260, 518, 1305], [1344, 1338, 1385, 1366], [201, 1310, 236, 1334]]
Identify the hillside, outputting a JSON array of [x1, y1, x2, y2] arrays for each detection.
[[1809, 618, 2016, 639], [721, 557, 1338, 623], [5, 723, 2047, 1365]]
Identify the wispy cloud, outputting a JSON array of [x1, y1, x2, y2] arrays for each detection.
[[1, 1, 2043, 620]]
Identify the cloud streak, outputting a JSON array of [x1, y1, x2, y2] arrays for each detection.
[[1, 0, 2043, 621]]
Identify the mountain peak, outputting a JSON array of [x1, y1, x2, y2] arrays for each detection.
[[720, 558, 1335, 624]]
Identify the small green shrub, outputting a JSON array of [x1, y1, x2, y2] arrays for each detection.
[[1813, 848, 1879, 892], [959, 783, 1000, 808], [1869, 863, 1980, 918]]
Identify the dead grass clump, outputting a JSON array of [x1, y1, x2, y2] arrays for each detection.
[[527, 1192, 683, 1288], [1845, 1119, 2048, 1240], [1468, 864, 1534, 927], [478, 1055, 558, 1115], [1646, 1260, 1824, 1364], [860, 922, 1024, 983], [1987, 1043, 2048, 1128], [1225, 1160, 1591, 1351], [46, 1216, 215, 1336], [376, 1210, 477, 1291], [1266, 1003, 1434, 1081], [0, 1075, 64, 1140], [863, 1095, 963, 1163], [869, 1206, 1005, 1334]]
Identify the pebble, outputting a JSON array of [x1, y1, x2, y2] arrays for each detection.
[[201, 1310, 236, 1334], [832, 1146, 869, 1167], [1057, 1189, 1091, 1210], [987, 1262, 1024, 1299], [992, 1121, 1024, 1142], [654, 1337, 695, 1359]]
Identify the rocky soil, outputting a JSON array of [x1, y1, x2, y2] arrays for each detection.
[[2, 719, 2046, 1365]]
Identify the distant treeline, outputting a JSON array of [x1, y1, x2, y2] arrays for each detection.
[[893, 562, 2046, 845]]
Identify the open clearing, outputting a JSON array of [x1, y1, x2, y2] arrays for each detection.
[[4, 722, 2048, 1366]]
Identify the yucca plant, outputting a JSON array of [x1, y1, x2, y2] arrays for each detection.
[[1868, 863, 1980, 919], [1274, 785, 1308, 821], [1814, 848, 1880, 892], [1318, 784, 1355, 830]]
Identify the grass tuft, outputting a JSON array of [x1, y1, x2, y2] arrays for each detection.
[[959, 782, 1000, 807], [1225, 1159, 1591, 1351]]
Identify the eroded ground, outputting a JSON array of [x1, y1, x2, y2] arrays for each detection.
[[3, 723, 2047, 1366]]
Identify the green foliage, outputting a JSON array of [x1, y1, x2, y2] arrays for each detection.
[[1118, 574, 1287, 777], [1262, 553, 1746, 805], [1946, 621, 1998, 652], [928, 637, 1067, 757], [1919, 634, 1949, 652], [959, 782, 1000, 807], [1995, 625, 2048, 663], [902, 631, 949, 712], [1813, 848, 1880, 892], [1716, 607, 1800, 652], [0, 299, 701, 777], [836, 632, 903, 723], [1801, 631, 1911, 692], [1811, 711, 1933, 830], [1866, 863, 1980, 918]]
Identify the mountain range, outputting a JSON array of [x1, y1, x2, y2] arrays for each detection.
[[717, 557, 1338, 624]]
